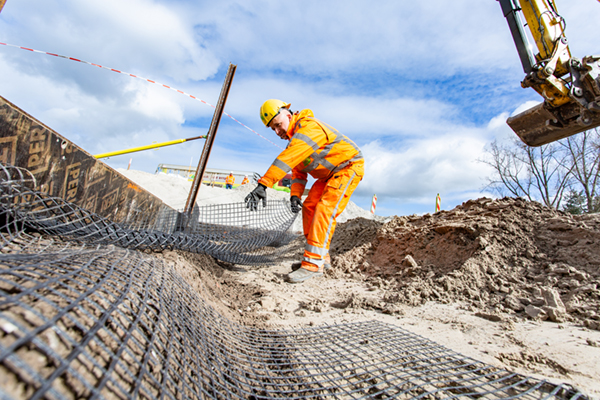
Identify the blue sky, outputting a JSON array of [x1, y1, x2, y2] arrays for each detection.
[[1, 0, 599, 216]]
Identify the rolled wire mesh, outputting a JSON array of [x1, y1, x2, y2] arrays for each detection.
[[0, 164, 298, 266], [0, 164, 587, 399]]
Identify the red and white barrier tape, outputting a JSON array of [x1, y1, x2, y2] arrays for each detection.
[[0, 41, 284, 150]]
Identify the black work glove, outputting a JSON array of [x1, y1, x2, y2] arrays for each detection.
[[244, 184, 267, 211], [290, 195, 303, 213]]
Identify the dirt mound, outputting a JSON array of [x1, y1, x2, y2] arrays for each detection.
[[330, 197, 600, 329]]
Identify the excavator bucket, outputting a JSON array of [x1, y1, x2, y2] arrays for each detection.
[[507, 101, 600, 146]]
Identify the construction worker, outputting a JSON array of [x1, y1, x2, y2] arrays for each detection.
[[242, 175, 250, 185], [225, 172, 235, 189], [245, 99, 364, 283]]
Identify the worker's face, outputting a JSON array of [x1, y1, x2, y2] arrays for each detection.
[[269, 109, 292, 140]]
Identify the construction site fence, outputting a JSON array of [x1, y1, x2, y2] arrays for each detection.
[[0, 164, 588, 399]]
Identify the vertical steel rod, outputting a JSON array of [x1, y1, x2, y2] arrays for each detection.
[[184, 63, 237, 216]]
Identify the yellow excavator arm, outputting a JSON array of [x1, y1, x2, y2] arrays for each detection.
[[499, 0, 600, 146], [0, 0, 7, 13]]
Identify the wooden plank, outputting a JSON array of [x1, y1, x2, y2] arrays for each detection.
[[0, 95, 173, 225]]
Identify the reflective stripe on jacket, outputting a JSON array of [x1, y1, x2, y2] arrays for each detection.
[[258, 109, 363, 197]]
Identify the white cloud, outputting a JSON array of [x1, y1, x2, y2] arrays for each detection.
[[357, 130, 493, 203], [128, 81, 185, 123], [511, 100, 542, 117], [487, 112, 510, 130]]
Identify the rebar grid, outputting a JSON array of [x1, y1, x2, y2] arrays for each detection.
[[0, 164, 298, 266], [0, 236, 585, 399], [0, 164, 587, 399]]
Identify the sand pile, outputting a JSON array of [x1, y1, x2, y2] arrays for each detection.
[[329, 197, 600, 330]]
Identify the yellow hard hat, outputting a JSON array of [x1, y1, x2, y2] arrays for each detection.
[[260, 99, 291, 127]]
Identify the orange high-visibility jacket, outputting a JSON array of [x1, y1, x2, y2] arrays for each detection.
[[242, 177, 250, 185], [225, 174, 235, 185], [258, 109, 363, 197]]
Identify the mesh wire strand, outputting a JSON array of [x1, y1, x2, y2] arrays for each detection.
[[0, 164, 587, 399]]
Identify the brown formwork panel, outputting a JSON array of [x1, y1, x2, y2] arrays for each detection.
[[0, 95, 173, 224]]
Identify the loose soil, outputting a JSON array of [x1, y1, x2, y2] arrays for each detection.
[[163, 197, 600, 398]]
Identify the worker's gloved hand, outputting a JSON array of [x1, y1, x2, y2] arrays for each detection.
[[290, 195, 303, 213], [245, 184, 267, 211]]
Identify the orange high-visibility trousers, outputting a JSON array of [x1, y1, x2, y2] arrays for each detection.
[[300, 160, 364, 272]]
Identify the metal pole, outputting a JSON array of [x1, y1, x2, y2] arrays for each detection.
[[94, 135, 206, 159], [184, 63, 237, 216]]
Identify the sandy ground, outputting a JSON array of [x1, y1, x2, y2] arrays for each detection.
[[157, 244, 600, 399], [126, 169, 600, 398], [238, 265, 600, 397]]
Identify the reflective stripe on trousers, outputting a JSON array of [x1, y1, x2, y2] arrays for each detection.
[[300, 161, 364, 272]]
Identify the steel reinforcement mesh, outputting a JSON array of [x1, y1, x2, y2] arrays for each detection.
[[0, 164, 298, 266], [0, 165, 587, 399], [0, 238, 586, 400]]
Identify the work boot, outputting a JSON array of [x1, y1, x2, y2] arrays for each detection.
[[291, 254, 331, 272], [323, 253, 331, 271], [286, 267, 323, 283]]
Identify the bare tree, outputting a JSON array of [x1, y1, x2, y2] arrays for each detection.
[[481, 139, 532, 199], [559, 128, 600, 213], [522, 140, 572, 209], [480, 138, 572, 209]]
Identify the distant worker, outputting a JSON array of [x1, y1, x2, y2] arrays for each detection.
[[242, 175, 250, 185], [245, 99, 364, 283], [225, 172, 235, 189]]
